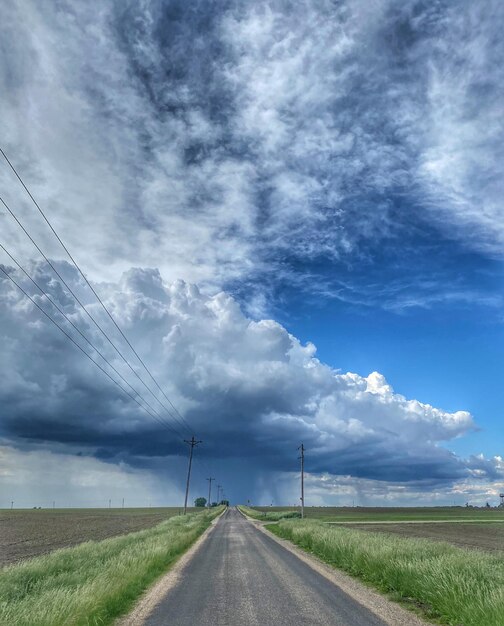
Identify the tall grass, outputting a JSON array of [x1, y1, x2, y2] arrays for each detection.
[[0, 507, 223, 626], [270, 519, 504, 626], [238, 505, 301, 521]]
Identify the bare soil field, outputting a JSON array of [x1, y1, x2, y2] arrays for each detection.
[[343, 522, 504, 553], [0, 507, 198, 567], [253, 505, 504, 522]]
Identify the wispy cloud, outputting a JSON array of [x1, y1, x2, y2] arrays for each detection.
[[1, 1, 503, 310]]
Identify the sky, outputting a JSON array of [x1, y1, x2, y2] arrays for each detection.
[[1, 0, 503, 508]]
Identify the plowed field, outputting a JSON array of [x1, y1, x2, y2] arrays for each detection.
[[0, 508, 197, 566], [344, 521, 504, 553]]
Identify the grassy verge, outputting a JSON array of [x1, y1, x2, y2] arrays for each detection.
[[269, 519, 504, 626], [0, 507, 224, 626], [238, 505, 301, 521]]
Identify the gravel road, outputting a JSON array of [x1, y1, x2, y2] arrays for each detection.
[[143, 507, 390, 626]]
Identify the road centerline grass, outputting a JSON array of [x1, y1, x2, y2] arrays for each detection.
[[268, 519, 504, 626], [0, 507, 223, 626]]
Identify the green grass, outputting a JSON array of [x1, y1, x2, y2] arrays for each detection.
[[238, 505, 301, 521], [0, 507, 224, 626], [269, 519, 504, 626]]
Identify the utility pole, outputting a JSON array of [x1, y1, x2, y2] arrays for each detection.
[[298, 443, 305, 519], [184, 436, 202, 515], [206, 477, 215, 508], [53, 500, 55, 509], [122, 498, 124, 509], [109, 499, 111, 509], [10, 501, 13, 510], [216, 484, 222, 504]]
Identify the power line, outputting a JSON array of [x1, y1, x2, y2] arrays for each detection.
[[0, 147, 212, 509], [0, 192, 189, 437], [0, 242, 183, 437], [0, 264, 180, 435], [0, 147, 193, 435]]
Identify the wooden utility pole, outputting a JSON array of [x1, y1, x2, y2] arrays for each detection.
[[298, 443, 305, 519], [206, 477, 215, 508], [216, 484, 222, 504], [184, 436, 202, 515]]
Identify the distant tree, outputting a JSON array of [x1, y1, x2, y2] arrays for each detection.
[[194, 497, 207, 507], [220, 499, 230, 506]]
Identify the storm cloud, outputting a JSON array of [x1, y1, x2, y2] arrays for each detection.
[[2, 261, 496, 504]]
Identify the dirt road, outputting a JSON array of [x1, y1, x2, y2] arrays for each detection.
[[141, 508, 414, 626]]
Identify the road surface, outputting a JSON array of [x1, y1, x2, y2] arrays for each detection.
[[144, 507, 388, 626]]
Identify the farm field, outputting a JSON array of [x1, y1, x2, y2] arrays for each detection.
[[343, 521, 504, 553], [0, 507, 199, 566], [248, 506, 504, 553], [251, 505, 504, 522]]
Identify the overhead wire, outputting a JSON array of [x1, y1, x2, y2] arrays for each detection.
[[0, 263, 181, 436], [0, 241, 183, 437], [0, 145, 212, 510], [0, 146, 194, 435], [0, 190, 191, 437]]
